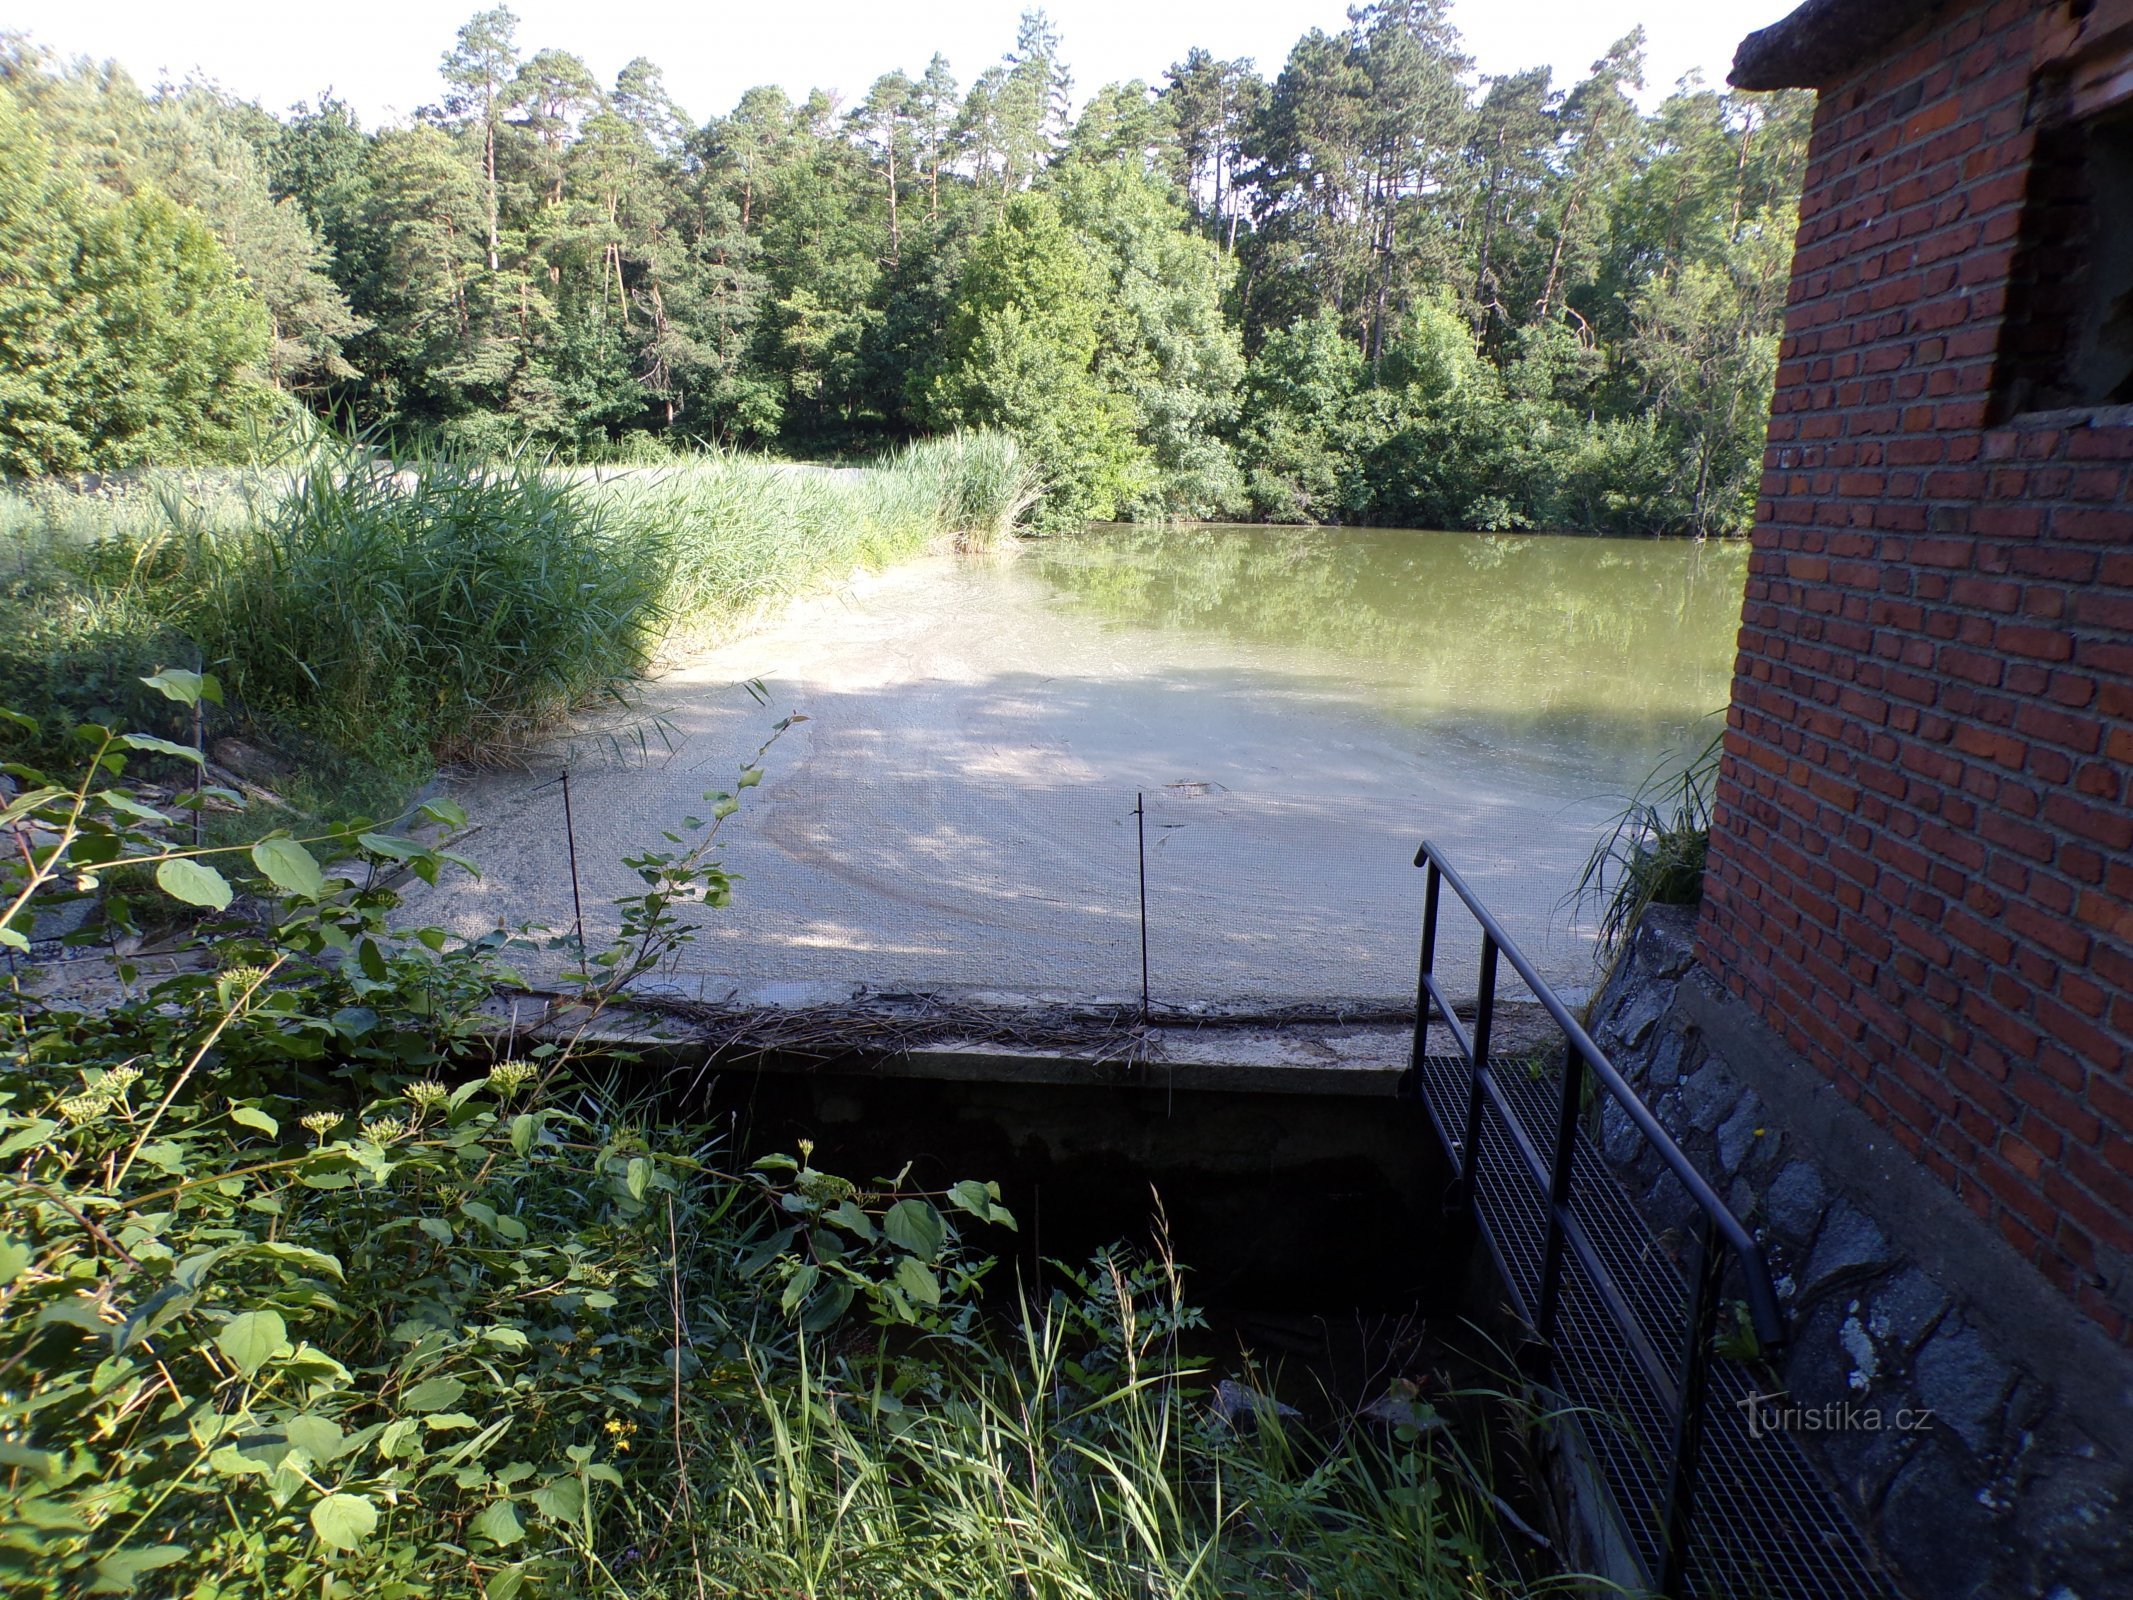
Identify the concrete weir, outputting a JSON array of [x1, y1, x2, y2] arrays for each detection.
[[496, 988, 1484, 1308]]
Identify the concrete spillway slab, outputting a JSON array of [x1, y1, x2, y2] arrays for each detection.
[[411, 547, 1615, 1007]]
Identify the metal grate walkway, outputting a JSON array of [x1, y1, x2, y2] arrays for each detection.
[[1413, 1049, 1895, 1598]]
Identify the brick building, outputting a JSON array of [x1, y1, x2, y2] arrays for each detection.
[[1715, 0, 2133, 1346], [1567, 3, 2133, 1594]]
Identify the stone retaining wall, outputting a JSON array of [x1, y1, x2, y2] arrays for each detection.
[[1590, 906, 2130, 1600]]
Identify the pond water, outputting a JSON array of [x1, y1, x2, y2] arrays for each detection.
[[1034, 523, 1749, 797], [427, 525, 1749, 1007]]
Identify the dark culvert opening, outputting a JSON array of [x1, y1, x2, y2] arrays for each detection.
[[688, 1066, 1473, 1316]]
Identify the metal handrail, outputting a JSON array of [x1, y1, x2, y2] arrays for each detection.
[[1406, 840, 1788, 1600]]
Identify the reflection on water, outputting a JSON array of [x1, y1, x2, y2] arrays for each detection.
[[1033, 523, 1749, 788]]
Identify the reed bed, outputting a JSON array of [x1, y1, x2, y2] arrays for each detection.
[[0, 432, 1039, 796]]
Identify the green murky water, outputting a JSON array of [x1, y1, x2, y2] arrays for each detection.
[[1033, 523, 1752, 790]]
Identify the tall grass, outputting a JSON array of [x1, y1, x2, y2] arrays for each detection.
[[0, 479, 225, 749], [0, 430, 1039, 793], [192, 452, 668, 771], [1571, 722, 1725, 959], [656, 1304, 1550, 1600], [615, 430, 1041, 635]]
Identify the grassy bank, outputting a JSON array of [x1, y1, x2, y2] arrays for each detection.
[[0, 689, 1559, 1599], [0, 432, 1038, 805]]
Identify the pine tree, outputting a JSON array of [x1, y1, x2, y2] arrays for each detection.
[[438, 7, 520, 272]]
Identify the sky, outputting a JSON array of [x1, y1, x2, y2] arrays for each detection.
[[4, 0, 1800, 124]]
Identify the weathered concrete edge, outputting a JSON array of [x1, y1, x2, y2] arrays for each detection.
[[1672, 969, 2133, 1450], [481, 1004, 1416, 1100], [727, 1044, 1409, 1099], [1539, 1406, 1653, 1597]]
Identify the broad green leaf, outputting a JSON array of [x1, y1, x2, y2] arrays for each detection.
[[0, 1237, 30, 1286], [209, 1442, 269, 1477], [509, 1113, 539, 1155], [229, 1105, 279, 1137], [155, 858, 232, 910], [401, 1376, 466, 1412], [252, 837, 327, 898], [532, 1475, 584, 1523], [827, 1200, 876, 1240], [947, 1180, 997, 1218], [332, 1005, 378, 1037], [135, 1140, 186, 1173], [625, 1156, 651, 1200], [356, 831, 422, 861], [471, 1499, 525, 1546], [0, 1120, 58, 1159], [736, 1226, 798, 1279], [95, 789, 171, 824], [799, 1279, 857, 1333], [895, 1256, 942, 1306], [0, 1440, 58, 1477], [882, 1199, 945, 1261], [256, 1242, 344, 1281], [2, 784, 66, 822], [780, 1263, 820, 1313], [286, 1414, 345, 1464], [120, 733, 203, 764], [90, 1545, 187, 1592], [310, 1492, 377, 1550], [217, 1310, 287, 1376], [418, 797, 468, 828], [141, 668, 220, 706], [377, 1417, 420, 1458]]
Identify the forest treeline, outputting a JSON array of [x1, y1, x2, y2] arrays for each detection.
[[0, 6, 1810, 533]]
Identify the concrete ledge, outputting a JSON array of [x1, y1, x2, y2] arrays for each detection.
[[482, 989, 1570, 1101]]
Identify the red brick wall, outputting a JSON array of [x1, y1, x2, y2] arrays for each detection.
[[1697, 0, 2133, 1345]]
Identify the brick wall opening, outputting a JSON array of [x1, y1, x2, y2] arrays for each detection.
[[1996, 106, 2133, 413]]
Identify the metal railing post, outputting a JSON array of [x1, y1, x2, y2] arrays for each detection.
[[1408, 858, 1442, 1081], [1658, 1212, 1727, 1599], [1456, 932, 1498, 1205], [1533, 1039, 1585, 1373]]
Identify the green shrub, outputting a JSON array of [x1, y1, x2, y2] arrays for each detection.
[[1, 681, 1557, 1600]]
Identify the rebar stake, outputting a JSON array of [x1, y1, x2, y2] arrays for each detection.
[[191, 656, 205, 852], [1135, 791, 1150, 1027], [560, 769, 588, 966]]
